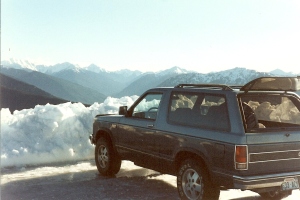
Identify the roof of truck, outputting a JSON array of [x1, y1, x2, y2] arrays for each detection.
[[171, 77, 300, 93]]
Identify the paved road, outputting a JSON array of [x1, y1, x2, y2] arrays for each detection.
[[1, 160, 299, 200]]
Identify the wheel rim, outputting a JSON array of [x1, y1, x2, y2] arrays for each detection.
[[182, 169, 203, 200], [98, 145, 108, 168]]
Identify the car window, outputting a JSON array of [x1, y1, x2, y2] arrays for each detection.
[[240, 94, 300, 131], [168, 92, 230, 131], [132, 93, 162, 120]]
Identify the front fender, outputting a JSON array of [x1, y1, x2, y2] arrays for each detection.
[[92, 120, 117, 146]]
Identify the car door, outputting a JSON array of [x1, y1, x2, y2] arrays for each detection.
[[117, 93, 163, 163]]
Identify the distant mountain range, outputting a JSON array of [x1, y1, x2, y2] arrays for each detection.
[[1, 59, 298, 112], [1, 59, 194, 97], [0, 74, 68, 112], [0, 67, 106, 104], [159, 67, 273, 87]]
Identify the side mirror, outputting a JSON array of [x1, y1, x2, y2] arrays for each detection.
[[119, 106, 128, 116]]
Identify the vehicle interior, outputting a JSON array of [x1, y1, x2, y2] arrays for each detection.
[[168, 92, 230, 131]]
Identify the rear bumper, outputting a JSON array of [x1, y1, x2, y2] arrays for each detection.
[[233, 171, 300, 190]]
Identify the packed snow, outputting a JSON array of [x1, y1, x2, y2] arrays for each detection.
[[1, 96, 138, 167]]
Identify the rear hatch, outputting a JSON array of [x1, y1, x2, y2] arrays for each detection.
[[238, 76, 300, 175], [246, 132, 300, 175]]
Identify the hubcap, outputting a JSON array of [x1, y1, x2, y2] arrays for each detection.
[[98, 145, 108, 168], [182, 169, 203, 200]]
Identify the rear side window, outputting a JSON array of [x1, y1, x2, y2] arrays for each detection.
[[168, 92, 230, 131], [240, 94, 300, 131]]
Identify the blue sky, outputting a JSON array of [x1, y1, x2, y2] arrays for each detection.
[[2, 0, 300, 73]]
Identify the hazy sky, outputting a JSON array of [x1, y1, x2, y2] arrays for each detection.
[[2, 0, 300, 73]]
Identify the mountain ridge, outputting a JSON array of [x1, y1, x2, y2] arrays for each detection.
[[0, 67, 106, 104], [2, 59, 299, 103], [158, 67, 272, 87], [0, 74, 69, 112]]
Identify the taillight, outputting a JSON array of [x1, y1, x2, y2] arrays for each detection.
[[235, 145, 248, 170]]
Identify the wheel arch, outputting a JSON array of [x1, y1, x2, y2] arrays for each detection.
[[174, 149, 212, 179], [94, 128, 116, 150]]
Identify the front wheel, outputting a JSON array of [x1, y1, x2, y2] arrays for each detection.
[[95, 137, 121, 176], [177, 159, 220, 200]]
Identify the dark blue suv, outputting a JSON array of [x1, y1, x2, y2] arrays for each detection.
[[90, 77, 300, 200]]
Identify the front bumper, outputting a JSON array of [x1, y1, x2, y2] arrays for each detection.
[[233, 171, 300, 190]]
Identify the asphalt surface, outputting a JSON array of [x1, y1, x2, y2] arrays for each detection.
[[1, 160, 299, 200]]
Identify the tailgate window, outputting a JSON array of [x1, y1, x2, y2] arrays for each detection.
[[240, 94, 300, 132]]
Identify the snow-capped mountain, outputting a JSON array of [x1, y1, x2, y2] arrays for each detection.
[[269, 69, 296, 76], [158, 67, 271, 87], [156, 66, 194, 76], [0, 59, 81, 74], [1, 59, 102, 74], [114, 69, 143, 77], [1, 58, 37, 71], [83, 64, 105, 73], [46, 63, 108, 74], [43, 62, 82, 74], [114, 67, 197, 97]]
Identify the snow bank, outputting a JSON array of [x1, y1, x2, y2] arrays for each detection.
[[1, 96, 138, 167]]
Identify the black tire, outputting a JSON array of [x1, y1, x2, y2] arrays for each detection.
[[95, 137, 121, 176], [177, 159, 220, 200], [259, 190, 292, 199]]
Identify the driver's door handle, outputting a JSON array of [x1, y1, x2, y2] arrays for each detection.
[[147, 124, 154, 128]]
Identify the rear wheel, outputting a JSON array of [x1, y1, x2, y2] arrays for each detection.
[[177, 159, 220, 200], [95, 137, 121, 176]]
